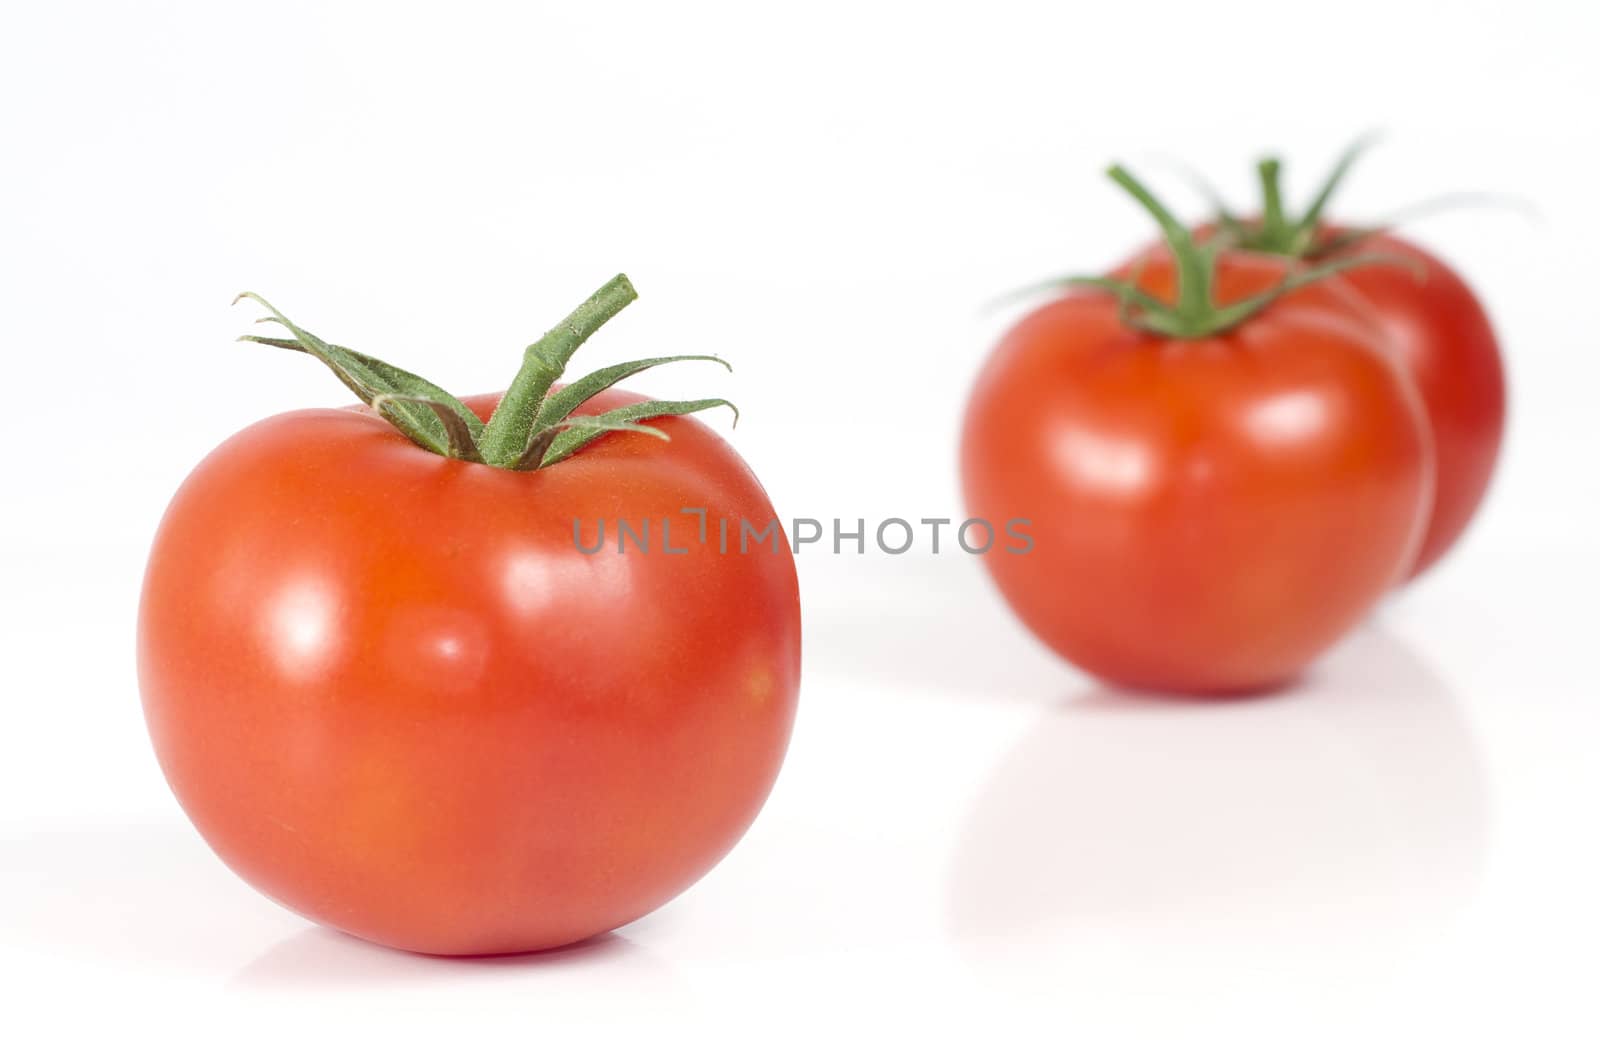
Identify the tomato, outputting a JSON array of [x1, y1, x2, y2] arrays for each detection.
[[1193, 150, 1506, 580], [139, 279, 800, 955], [1305, 232, 1503, 580], [961, 169, 1433, 694]]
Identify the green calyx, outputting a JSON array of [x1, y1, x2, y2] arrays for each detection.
[[235, 274, 737, 470], [1063, 164, 1385, 340], [1212, 134, 1381, 259]]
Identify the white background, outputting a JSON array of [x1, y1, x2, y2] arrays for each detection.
[[3, 1, 1598, 1059]]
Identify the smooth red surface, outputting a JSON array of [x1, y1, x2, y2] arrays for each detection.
[[1186, 223, 1508, 581], [961, 253, 1433, 694], [139, 389, 801, 955], [1327, 232, 1506, 580]]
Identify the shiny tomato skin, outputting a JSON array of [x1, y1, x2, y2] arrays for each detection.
[[1186, 224, 1508, 582], [961, 253, 1433, 694], [138, 389, 800, 955], [1325, 232, 1505, 580]]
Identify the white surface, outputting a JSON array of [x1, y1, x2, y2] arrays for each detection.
[[3, 1, 1598, 1059]]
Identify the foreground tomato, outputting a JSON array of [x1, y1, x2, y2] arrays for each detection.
[[1198, 149, 1506, 580], [962, 168, 1432, 694], [139, 276, 800, 955]]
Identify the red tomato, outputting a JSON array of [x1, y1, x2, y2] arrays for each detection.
[[1184, 147, 1507, 581], [961, 251, 1433, 694], [139, 387, 800, 955], [1312, 231, 1504, 580]]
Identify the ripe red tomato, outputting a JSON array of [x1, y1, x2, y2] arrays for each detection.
[[1191, 151, 1506, 581], [1305, 232, 1504, 580], [962, 175, 1433, 693], [139, 283, 800, 955]]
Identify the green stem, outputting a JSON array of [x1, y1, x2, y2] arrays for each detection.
[[1062, 163, 1397, 340], [477, 274, 638, 467], [373, 394, 484, 462], [237, 276, 735, 472], [1294, 132, 1381, 246], [1106, 165, 1210, 322], [1257, 158, 1290, 248], [1206, 136, 1382, 256]]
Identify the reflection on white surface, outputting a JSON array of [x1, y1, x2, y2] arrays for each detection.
[[0, 823, 295, 974], [0, 822, 683, 993], [948, 627, 1487, 997], [802, 552, 1076, 702], [232, 926, 678, 991]]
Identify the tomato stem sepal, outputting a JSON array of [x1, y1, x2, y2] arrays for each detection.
[[1215, 134, 1383, 258], [234, 275, 736, 470], [1042, 164, 1410, 339], [1201, 134, 1532, 261]]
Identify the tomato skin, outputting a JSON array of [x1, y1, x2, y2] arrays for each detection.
[[1324, 232, 1505, 580], [961, 253, 1432, 694], [138, 389, 800, 955], [1186, 224, 1507, 581]]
